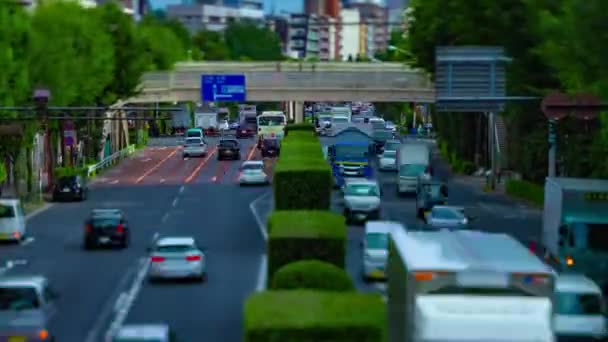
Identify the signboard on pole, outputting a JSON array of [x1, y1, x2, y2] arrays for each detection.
[[62, 121, 75, 146], [201, 74, 246, 102]]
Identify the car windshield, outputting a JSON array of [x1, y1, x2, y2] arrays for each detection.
[[92, 217, 120, 228], [345, 184, 379, 197], [263, 139, 278, 147], [399, 164, 427, 177], [242, 163, 263, 171], [156, 245, 195, 253], [432, 208, 461, 220], [571, 222, 608, 252], [58, 176, 77, 186], [0, 205, 15, 218], [185, 138, 201, 145], [220, 140, 237, 147], [382, 151, 396, 158], [186, 130, 201, 138], [366, 232, 388, 250], [334, 145, 367, 158], [258, 116, 285, 126], [0, 287, 40, 310], [556, 292, 604, 315]]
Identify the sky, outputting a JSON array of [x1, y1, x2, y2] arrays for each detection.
[[263, 0, 303, 14]]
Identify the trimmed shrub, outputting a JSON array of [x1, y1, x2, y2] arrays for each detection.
[[271, 259, 354, 291], [267, 211, 346, 281], [285, 123, 315, 136], [273, 161, 332, 210], [244, 290, 386, 342], [505, 179, 544, 207], [54, 166, 88, 179]]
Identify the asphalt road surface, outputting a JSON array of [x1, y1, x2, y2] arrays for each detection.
[[0, 136, 272, 342]]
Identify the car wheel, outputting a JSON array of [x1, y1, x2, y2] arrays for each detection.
[[183, 154, 188, 158], [200, 273, 208, 282]]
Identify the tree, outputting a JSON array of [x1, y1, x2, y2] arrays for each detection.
[[224, 22, 283, 61], [94, 1, 149, 103], [28, 1, 115, 106], [192, 30, 230, 60], [138, 16, 186, 70]]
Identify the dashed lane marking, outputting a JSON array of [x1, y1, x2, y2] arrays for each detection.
[[172, 198, 179, 208], [20, 237, 35, 246], [161, 213, 170, 223], [250, 191, 272, 291], [184, 147, 217, 183], [179, 185, 185, 194], [109, 180, 119, 185], [159, 178, 166, 184]]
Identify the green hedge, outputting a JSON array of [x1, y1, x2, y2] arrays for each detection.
[[505, 179, 544, 207], [54, 166, 88, 179], [271, 260, 354, 291], [268, 211, 346, 281], [244, 290, 386, 342], [285, 123, 315, 136], [273, 159, 332, 210]]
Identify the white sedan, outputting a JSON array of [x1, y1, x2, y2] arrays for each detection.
[[238, 161, 269, 185], [147, 236, 207, 282]]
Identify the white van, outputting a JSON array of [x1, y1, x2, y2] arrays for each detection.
[[554, 274, 607, 340], [362, 221, 403, 281], [0, 199, 26, 242]]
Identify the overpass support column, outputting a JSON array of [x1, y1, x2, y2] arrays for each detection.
[[295, 101, 304, 123]]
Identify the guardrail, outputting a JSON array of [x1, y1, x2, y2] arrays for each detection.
[[87, 144, 136, 177]]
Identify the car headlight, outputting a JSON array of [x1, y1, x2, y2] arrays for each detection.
[[462, 218, 468, 225]]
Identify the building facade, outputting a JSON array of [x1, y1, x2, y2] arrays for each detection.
[[304, 0, 342, 60], [167, 1, 264, 33], [347, 1, 388, 56], [340, 8, 360, 61]]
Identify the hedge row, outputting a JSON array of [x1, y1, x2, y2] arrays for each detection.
[[244, 290, 386, 342], [267, 210, 346, 282], [505, 179, 544, 207], [271, 259, 354, 291], [273, 124, 332, 210]]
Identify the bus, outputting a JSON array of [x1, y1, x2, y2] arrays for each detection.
[[388, 229, 556, 342], [257, 111, 286, 145]]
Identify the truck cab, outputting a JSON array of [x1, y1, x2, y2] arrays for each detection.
[[415, 179, 448, 221], [542, 177, 608, 288], [327, 142, 372, 188]]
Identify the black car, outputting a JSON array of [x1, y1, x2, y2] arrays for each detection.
[[261, 138, 280, 158], [84, 209, 130, 249], [52, 175, 88, 201], [236, 123, 256, 138], [217, 138, 241, 160]]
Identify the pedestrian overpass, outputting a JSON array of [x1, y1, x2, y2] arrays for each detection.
[[130, 61, 435, 104]]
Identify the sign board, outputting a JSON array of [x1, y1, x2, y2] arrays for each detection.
[[201, 74, 246, 102], [435, 46, 510, 113], [62, 121, 75, 147]]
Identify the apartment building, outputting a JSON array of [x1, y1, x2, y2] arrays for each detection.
[[167, 1, 264, 33], [304, 0, 342, 60], [340, 8, 360, 61], [347, 1, 388, 55]]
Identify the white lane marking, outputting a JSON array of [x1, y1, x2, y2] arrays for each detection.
[[183, 157, 189, 161], [104, 257, 151, 341], [83, 258, 142, 342], [152, 232, 159, 241], [25, 203, 55, 221], [113, 292, 128, 312], [109, 180, 119, 185], [171, 198, 179, 208], [178, 185, 185, 194], [255, 254, 267, 291], [159, 178, 166, 183], [161, 213, 169, 223], [0, 260, 27, 275], [140, 158, 152, 162], [249, 191, 271, 242], [20, 237, 35, 246], [250, 192, 272, 292]]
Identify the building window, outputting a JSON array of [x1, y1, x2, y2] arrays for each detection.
[[209, 16, 221, 24]]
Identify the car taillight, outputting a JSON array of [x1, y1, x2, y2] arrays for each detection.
[[116, 224, 124, 233], [151, 256, 165, 262], [85, 224, 93, 233], [186, 255, 201, 261]]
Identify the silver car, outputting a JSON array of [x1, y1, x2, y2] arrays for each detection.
[[182, 137, 207, 158], [426, 206, 470, 229], [147, 237, 207, 282], [341, 178, 382, 223], [238, 161, 269, 185], [113, 324, 176, 342], [378, 150, 397, 171]]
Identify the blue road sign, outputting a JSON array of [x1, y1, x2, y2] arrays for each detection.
[[201, 74, 246, 102]]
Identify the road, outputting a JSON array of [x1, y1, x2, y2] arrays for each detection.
[[0, 136, 271, 341]]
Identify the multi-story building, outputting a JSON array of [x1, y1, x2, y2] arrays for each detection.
[[340, 7, 360, 61], [347, 1, 388, 56], [167, 1, 264, 33], [286, 14, 309, 59], [304, 0, 342, 60]]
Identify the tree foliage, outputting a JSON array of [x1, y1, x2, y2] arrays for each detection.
[[405, 0, 606, 181], [224, 22, 283, 61]]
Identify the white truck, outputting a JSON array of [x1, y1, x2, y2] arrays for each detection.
[[541, 177, 608, 288], [330, 106, 352, 122], [396, 143, 431, 194], [388, 228, 556, 342], [194, 112, 217, 130]]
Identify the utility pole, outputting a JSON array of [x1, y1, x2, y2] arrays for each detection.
[[547, 119, 557, 177], [487, 112, 496, 190], [33, 88, 52, 190]]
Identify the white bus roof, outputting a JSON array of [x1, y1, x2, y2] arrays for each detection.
[[260, 111, 285, 116], [416, 296, 553, 341], [391, 228, 553, 275]]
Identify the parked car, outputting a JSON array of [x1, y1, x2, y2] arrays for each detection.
[[51, 175, 88, 201]]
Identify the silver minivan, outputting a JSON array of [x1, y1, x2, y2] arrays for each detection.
[[0, 199, 26, 242]]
